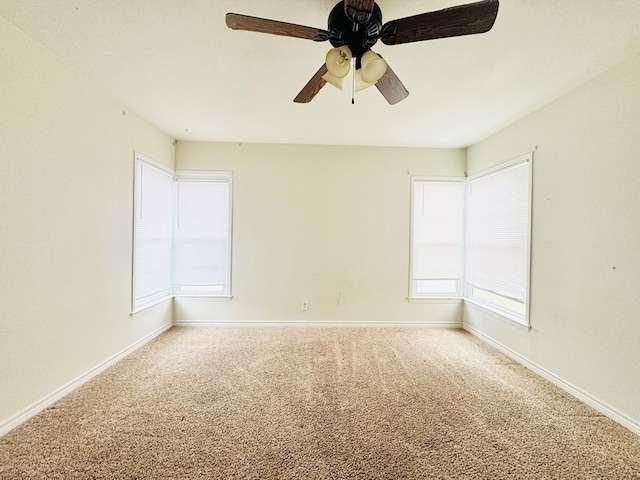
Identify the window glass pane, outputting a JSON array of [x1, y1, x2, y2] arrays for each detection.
[[414, 279, 460, 295], [468, 286, 526, 317]]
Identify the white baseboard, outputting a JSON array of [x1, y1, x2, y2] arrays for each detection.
[[463, 324, 640, 437], [173, 320, 463, 328], [0, 323, 172, 438]]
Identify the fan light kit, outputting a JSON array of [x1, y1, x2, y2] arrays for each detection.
[[226, 0, 499, 105]]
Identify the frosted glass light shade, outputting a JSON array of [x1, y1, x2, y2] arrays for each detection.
[[322, 71, 345, 90], [325, 46, 352, 78], [360, 50, 388, 83], [354, 69, 375, 92]]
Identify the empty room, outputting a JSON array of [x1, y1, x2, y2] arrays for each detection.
[[1, 0, 640, 478]]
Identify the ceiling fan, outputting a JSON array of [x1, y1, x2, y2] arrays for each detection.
[[226, 0, 499, 105]]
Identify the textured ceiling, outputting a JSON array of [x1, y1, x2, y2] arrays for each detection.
[[2, 0, 640, 148]]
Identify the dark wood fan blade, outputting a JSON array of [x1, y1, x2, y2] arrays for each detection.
[[226, 13, 329, 42], [381, 0, 499, 46], [294, 64, 329, 103], [375, 65, 409, 105], [344, 0, 376, 23]]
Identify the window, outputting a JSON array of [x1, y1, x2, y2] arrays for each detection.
[[173, 173, 232, 297], [132, 154, 232, 313], [465, 154, 532, 324], [410, 178, 465, 298], [409, 154, 532, 325], [132, 155, 174, 311]]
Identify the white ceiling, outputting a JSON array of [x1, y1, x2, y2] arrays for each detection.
[[2, 0, 640, 148]]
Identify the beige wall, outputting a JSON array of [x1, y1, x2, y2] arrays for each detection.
[[465, 51, 640, 429], [0, 17, 174, 426], [174, 142, 465, 325]]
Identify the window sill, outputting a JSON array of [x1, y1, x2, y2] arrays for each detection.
[[407, 297, 463, 304], [173, 295, 233, 302], [464, 298, 530, 331], [130, 296, 173, 318]]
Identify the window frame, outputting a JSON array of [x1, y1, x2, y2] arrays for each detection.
[[409, 176, 466, 300], [464, 153, 533, 326], [131, 154, 233, 315], [131, 153, 174, 313], [172, 170, 233, 299]]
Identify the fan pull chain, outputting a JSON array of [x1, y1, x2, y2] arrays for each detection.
[[352, 58, 356, 104]]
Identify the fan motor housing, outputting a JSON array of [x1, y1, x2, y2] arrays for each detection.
[[328, 1, 382, 58]]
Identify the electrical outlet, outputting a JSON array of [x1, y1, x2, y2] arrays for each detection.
[[301, 301, 309, 311]]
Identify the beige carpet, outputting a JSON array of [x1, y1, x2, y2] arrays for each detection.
[[1, 327, 639, 479]]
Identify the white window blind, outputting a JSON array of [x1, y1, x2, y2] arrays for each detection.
[[411, 178, 465, 297], [172, 174, 232, 296], [133, 156, 174, 311], [465, 155, 531, 322]]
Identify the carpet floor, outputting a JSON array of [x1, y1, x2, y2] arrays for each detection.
[[1, 327, 639, 479]]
